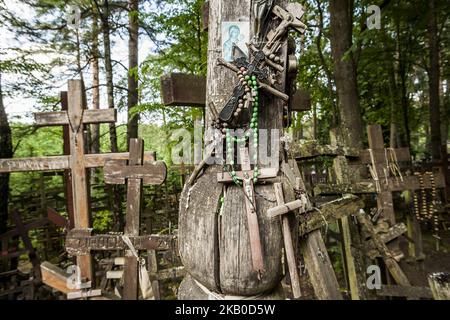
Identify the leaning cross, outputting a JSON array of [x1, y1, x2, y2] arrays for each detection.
[[267, 183, 304, 299], [217, 147, 278, 276], [103, 138, 167, 300]]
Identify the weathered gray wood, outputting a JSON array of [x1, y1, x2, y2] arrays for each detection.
[[367, 124, 396, 226], [65, 229, 174, 255], [300, 230, 343, 300], [286, 160, 343, 300], [357, 211, 410, 286], [178, 166, 223, 292], [40, 261, 80, 294], [288, 140, 359, 160], [377, 285, 433, 299], [359, 147, 411, 164], [0, 152, 155, 173], [273, 183, 301, 299], [217, 167, 278, 182], [267, 199, 304, 218], [298, 194, 364, 237], [35, 109, 116, 126], [428, 273, 450, 300], [160, 73, 206, 107]]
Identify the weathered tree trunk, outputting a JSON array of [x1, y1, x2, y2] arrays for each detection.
[[0, 73, 13, 272], [100, 0, 119, 154], [178, 0, 287, 298], [329, 0, 363, 149], [427, 0, 441, 162], [127, 0, 139, 142], [91, 9, 101, 155]]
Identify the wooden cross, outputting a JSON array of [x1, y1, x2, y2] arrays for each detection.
[[268, 183, 303, 299], [217, 147, 278, 275], [0, 80, 154, 282], [103, 138, 167, 300]]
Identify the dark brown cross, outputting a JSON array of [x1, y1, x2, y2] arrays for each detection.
[[217, 147, 278, 276]]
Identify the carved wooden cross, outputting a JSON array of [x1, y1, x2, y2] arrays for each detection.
[[217, 147, 278, 276], [103, 138, 167, 300], [0, 80, 155, 282]]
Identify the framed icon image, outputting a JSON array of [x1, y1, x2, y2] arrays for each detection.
[[222, 21, 250, 62]]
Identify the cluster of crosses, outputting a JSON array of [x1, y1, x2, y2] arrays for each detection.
[[0, 80, 174, 300]]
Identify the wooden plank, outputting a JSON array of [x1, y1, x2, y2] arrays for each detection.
[[359, 148, 411, 164], [273, 183, 301, 299], [377, 285, 433, 299], [67, 80, 92, 280], [35, 109, 116, 126], [65, 229, 174, 255], [104, 161, 167, 185], [267, 199, 304, 218], [291, 89, 311, 112], [217, 167, 278, 182], [160, 73, 206, 107], [123, 138, 144, 300], [356, 211, 410, 286], [0, 152, 156, 173], [288, 140, 359, 160], [314, 182, 376, 195], [40, 261, 78, 294], [340, 216, 360, 300], [300, 230, 343, 300]]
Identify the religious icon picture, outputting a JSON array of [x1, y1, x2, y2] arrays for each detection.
[[222, 21, 250, 62]]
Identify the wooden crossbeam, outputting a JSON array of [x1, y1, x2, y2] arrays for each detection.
[[377, 285, 433, 299], [0, 152, 156, 173], [35, 109, 116, 126], [160, 73, 206, 107], [65, 229, 174, 256]]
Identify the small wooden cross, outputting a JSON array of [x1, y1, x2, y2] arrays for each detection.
[[103, 138, 167, 300], [217, 147, 278, 276], [268, 183, 303, 299]]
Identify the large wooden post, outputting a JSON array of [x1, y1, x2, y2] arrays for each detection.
[[178, 0, 291, 298]]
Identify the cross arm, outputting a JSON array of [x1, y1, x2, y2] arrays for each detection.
[[35, 109, 116, 126]]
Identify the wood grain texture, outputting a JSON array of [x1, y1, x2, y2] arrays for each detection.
[[67, 80, 92, 280], [123, 138, 143, 300], [35, 109, 116, 126], [178, 166, 223, 292]]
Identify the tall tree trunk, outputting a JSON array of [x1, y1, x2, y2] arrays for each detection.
[[98, 0, 123, 230], [0, 73, 13, 237], [127, 0, 139, 142], [428, 0, 441, 161], [329, 0, 363, 149], [100, 0, 119, 153], [91, 9, 101, 155]]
